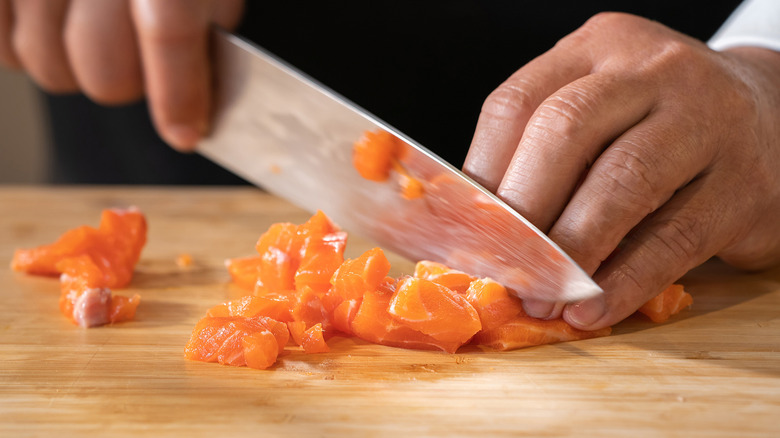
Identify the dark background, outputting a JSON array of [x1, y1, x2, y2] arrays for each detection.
[[46, 0, 742, 184]]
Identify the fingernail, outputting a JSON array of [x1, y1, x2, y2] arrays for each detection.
[[164, 124, 202, 151], [523, 299, 556, 319], [566, 297, 607, 328]]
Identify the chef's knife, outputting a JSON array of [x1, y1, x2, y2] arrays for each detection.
[[196, 29, 602, 302]]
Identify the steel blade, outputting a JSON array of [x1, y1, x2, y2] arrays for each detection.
[[197, 29, 602, 302]]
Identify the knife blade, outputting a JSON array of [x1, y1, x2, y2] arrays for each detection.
[[196, 29, 602, 302]]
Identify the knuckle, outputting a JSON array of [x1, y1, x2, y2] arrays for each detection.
[[639, 38, 706, 84], [614, 260, 647, 296], [560, 12, 631, 48], [650, 39, 697, 70], [532, 90, 591, 142], [595, 146, 659, 214], [481, 81, 536, 123], [650, 215, 705, 263], [582, 11, 625, 30]]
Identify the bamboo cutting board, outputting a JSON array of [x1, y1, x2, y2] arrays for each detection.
[[1, 186, 779, 437]]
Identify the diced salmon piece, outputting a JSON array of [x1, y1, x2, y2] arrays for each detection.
[[388, 277, 481, 345], [242, 331, 280, 370], [352, 130, 402, 182], [351, 286, 466, 354], [184, 315, 288, 369], [413, 260, 476, 294], [638, 284, 693, 323], [287, 321, 307, 346], [108, 294, 141, 324], [465, 278, 525, 331], [398, 173, 425, 200], [301, 323, 329, 353], [331, 299, 361, 335], [295, 231, 347, 295], [324, 247, 391, 331], [225, 255, 262, 290], [291, 286, 332, 333], [251, 210, 342, 293]]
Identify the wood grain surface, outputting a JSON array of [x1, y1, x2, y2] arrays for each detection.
[[1, 186, 778, 437]]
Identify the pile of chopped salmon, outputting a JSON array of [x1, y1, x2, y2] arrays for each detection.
[[183, 211, 692, 370], [11, 208, 146, 327], [10, 207, 692, 367]]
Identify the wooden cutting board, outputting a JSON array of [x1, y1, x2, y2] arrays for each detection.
[[1, 186, 778, 437]]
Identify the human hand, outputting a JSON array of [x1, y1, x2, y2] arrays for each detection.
[[463, 13, 780, 330], [0, 0, 244, 150]]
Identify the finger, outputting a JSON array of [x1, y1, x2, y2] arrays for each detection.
[[463, 46, 592, 192], [547, 109, 714, 276], [562, 173, 728, 330], [520, 108, 706, 319], [495, 72, 656, 233], [64, 0, 142, 105], [11, 0, 78, 93], [0, 0, 21, 69], [130, 0, 212, 151]]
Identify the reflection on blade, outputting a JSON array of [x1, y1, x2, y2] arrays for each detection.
[[347, 129, 600, 302], [196, 29, 602, 302]]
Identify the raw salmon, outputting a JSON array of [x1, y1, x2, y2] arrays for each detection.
[[58, 255, 140, 327], [387, 277, 481, 345], [187, 211, 693, 370], [225, 255, 262, 290], [473, 316, 613, 351], [300, 323, 329, 353], [352, 129, 424, 199], [351, 283, 467, 353], [254, 210, 342, 293], [207, 294, 293, 322], [398, 172, 425, 200], [12, 208, 146, 327], [637, 284, 694, 323], [352, 129, 402, 182], [184, 316, 288, 369], [414, 260, 476, 294], [464, 277, 525, 331], [324, 247, 391, 320]]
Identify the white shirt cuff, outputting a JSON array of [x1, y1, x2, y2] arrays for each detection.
[[708, 0, 780, 52]]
